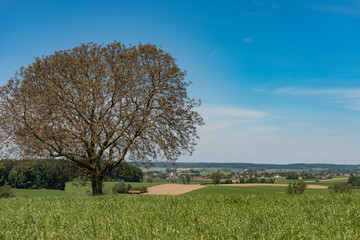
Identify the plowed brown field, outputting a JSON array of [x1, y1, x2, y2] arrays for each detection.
[[145, 184, 206, 195]]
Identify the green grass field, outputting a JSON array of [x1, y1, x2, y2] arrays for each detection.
[[12, 181, 163, 197], [305, 179, 349, 186], [187, 185, 330, 195], [10, 178, 351, 197], [3, 180, 360, 239], [274, 177, 349, 185], [1, 194, 360, 239]]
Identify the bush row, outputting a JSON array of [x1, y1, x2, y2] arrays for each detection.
[[112, 180, 148, 194]]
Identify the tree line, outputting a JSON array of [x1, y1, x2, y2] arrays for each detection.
[[0, 159, 143, 190], [147, 162, 360, 170]]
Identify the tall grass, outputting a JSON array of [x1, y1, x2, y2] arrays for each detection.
[[1, 194, 360, 239]]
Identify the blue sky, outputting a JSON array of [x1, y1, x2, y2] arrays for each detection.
[[1, 0, 360, 164]]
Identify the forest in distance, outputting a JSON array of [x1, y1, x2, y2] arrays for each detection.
[[145, 162, 360, 170]]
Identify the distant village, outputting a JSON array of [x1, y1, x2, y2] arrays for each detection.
[[143, 167, 358, 181]]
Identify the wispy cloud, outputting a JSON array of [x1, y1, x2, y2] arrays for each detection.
[[314, 3, 360, 18], [209, 51, 216, 58], [290, 122, 312, 127], [180, 103, 360, 164], [200, 105, 266, 118], [275, 87, 360, 96], [247, 0, 279, 16], [243, 37, 255, 43], [198, 105, 269, 134], [252, 83, 274, 93], [254, 89, 266, 93], [251, 0, 279, 9], [274, 87, 360, 110]]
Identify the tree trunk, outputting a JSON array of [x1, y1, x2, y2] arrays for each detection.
[[91, 175, 103, 196]]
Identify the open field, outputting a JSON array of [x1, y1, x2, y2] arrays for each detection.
[[145, 184, 205, 195], [2, 194, 360, 239], [304, 177, 348, 182], [187, 185, 331, 195], [274, 177, 349, 185], [224, 183, 328, 189], [4, 179, 360, 239], [11, 181, 333, 197]]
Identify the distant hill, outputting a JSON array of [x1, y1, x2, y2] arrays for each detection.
[[140, 162, 360, 170]]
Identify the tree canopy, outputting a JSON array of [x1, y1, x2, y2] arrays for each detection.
[[211, 172, 222, 185], [0, 42, 203, 195]]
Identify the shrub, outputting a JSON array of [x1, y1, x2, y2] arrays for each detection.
[[102, 186, 113, 195], [112, 180, 126, 194], [239, 178, 245, 183], [137, 186, 148, 193], [186, 174, 191, 184], [181, 175, 186, 184], [126, 184, 133, 192], [348, 176, 360, 188], [330, 183, 352, 194], [286, 181, 307, 194], [0, 185, 14, 198], [286, 173, 299, 180], [246, 178, 259, 183], [224, 179, 233, 184], [268, 178, 275, 184]]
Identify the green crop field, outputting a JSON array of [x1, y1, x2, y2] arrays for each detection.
[[1, 194, 360, 239], [305, 179, 349, 186], [274, 177, 349, 185], [3, 180, 359, 239], [187, 185, 329, 195]]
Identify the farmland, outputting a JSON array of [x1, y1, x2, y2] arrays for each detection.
[[9, 175, 348, 197], [1, 193, 360, 239], [1, 172, 358, 239]]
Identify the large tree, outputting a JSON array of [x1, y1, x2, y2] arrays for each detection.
[[0, 42, 203, 195]]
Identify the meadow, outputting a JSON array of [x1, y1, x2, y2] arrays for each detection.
[[1, 193, 360, 239], [10, 176, 347, 197], [11, 181, 337, 197], [187, 185, 330, 195], [2, 178, 358, 239]]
